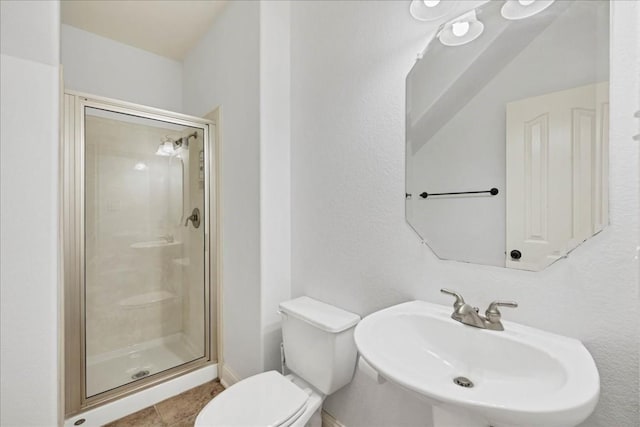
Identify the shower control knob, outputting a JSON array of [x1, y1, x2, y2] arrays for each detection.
[[185, 207, 201, 229]]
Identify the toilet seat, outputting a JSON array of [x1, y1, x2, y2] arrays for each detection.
[[195, 371, 310, 427]]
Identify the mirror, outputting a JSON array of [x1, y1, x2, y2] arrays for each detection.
[[406, 0, 609, 271]]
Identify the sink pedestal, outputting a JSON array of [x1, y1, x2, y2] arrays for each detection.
[[432, 406, 487, 427]]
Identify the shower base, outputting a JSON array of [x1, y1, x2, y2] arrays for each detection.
[[86, 333, 202, 397]]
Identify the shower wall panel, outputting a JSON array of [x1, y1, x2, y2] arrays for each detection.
[[85, 115, 186, 357], [181, 132, 206, 356]]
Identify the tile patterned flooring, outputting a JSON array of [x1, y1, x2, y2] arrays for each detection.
[[105, 380, 225, 427]]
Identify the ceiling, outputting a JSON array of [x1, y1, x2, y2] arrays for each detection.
[[61, 0, 227, 61]]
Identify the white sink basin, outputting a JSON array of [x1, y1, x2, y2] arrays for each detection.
[[354, 301, 599, 427]]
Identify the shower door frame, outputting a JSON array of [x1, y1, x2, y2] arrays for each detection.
[[62, 91, 217, 416]]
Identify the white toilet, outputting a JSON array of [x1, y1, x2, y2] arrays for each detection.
[[195, 296, 361, 427]]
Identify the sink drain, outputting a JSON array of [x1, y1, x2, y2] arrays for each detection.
[[131, 370, 150, 380], [453, 376, 474, 388]]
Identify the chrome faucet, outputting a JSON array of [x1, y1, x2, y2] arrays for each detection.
[[441, 289, 517, 331]]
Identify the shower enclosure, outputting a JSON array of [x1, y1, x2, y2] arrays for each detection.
[[63, 92, 217, 415]]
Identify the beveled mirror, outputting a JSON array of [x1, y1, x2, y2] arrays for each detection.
[[405, 0, 610, 271]]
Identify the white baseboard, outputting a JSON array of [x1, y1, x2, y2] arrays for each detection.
[[322, 410, 346, 427], [220, 363, 241, 388]]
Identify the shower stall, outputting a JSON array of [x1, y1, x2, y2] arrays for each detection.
[[62, 92, 217, 415]]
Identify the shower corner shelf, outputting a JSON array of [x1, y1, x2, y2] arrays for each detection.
[[173, 257, 190, 267], [130, 240, 183, 249], [118, 290, 179, 309]]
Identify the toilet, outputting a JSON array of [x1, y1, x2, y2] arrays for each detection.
[[195, 296, 360, 427]]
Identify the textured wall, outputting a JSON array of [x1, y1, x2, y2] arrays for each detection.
[[0, 1, 61, 425], [290, 1, 639, 426], [61, 24, 183, 112], [182, 0, 264, 381], [259, 0, 292, 374], [183, 0, 294, 380]]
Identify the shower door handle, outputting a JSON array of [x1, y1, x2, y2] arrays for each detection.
[[185, 208, 200, 228]]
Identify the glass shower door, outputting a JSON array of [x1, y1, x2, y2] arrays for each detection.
[[83, 106, 208, 397]]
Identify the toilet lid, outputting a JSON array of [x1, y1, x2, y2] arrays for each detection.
[[195, 371, 309, 427]]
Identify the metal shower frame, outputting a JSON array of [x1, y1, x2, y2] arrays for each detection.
[[62, 91, 217, 416]]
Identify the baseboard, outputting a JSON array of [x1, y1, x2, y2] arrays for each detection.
[[219, 363, 241, 388], [322, 410, 346, 427]]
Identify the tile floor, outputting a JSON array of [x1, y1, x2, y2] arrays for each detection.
[[105, 380, 225, 427]]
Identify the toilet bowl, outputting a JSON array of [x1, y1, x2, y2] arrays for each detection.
[[195, 371, 323, 427], [195, 297, 360, 427]]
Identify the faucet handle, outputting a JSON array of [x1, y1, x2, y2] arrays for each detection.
[[485, 300, 518, 323], [440, 289, 466, 310]]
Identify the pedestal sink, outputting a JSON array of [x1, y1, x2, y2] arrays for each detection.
[[354, 301, 599, 427]]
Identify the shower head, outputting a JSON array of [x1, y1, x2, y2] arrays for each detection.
[[177, 131, 198, 149]]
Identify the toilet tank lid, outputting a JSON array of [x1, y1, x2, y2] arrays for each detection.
[[279, 296, 360, 333]]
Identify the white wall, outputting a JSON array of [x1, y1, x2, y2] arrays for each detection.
[[259, 0, 292, 374], [291, 1, 639, 426], [182, 0, 292, 381], [182, 0, 264, 382], [0, 1, 61, 425], [61, 24, 183, 112]]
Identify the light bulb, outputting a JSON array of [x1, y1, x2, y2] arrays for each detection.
[[133, 162, 148, 171], [162, 141, 174, 153], [452, 21, 470, 37], [410, 0, 454, 22], [439, 9, 483, 46], [502, 0, 555, 20]]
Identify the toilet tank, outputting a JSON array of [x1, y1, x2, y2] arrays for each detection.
[[279, 297, 360, 395]]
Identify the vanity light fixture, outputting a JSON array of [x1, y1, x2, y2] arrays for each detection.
[[409, 0, 456, 22], [438, 10, 484, 47], [501, 0, 555, 20]]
